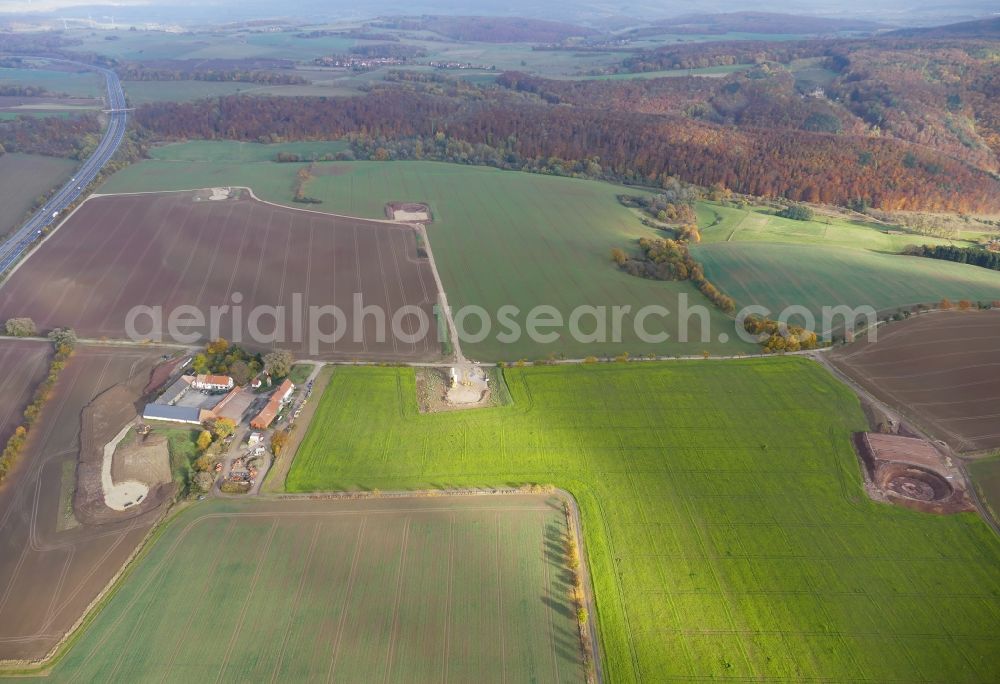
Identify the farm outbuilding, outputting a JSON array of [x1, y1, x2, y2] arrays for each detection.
[[141, 404, 204, 425], [210, 387, 254, 423], [158, 375, 193, 405], [250, 379, 295, 430]]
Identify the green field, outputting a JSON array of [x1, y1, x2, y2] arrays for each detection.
[[0, 152, 77, 238], [0, 110, 88, 120], [970, 455, 1000, 525], [562, 64, 752, 81], [123, 80, 252, 104], [41, 495, 586, 682], [286, 360, 1000, 683], [145, 139, 348, 162], [694, 242, 1000, 322], [60, 27, 620, 77], [102, 148, 753, 360], [0, 67, 103, 98], [690, 202, 1000, 321], [61, 28, 356, 61], [696, 202, 965, 251], [122, 75, 367, 104]]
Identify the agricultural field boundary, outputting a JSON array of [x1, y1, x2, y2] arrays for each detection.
[[0, 491, 597, 679], [0, 500, 174, 675], [278, 486, 601, 680], [38, 186, 462, 359], [89, 185, 412, 226]]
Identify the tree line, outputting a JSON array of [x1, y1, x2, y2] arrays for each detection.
[[902, 244, 1000, 272], [132, 92, 1000, 213], [115, 65, 307, 85], [0, 329, 77, 483]]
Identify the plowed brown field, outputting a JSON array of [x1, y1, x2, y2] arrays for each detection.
[[0, 340, 50, 450], [829, 310, 1000, 452], [0, 345, 174, 661], [0, 191, 441, 361]]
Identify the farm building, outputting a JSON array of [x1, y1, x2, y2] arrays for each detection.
[[250, 379, 295, 430], [192, 374, 234, 391], [158, 375, 193, 405], [210, 387, 255, 423], [275, 378, 294, 403], [142, 404, 215, 425]]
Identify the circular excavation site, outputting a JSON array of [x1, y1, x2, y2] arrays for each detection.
[[878, 464, 953, 503]]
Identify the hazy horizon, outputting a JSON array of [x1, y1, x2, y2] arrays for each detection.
[[2, 0, 997, 28]]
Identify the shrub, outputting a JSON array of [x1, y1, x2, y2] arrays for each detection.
[[263, 350, 294, 378], [4, 317, 36, 337], [193, 471, 215, 492], [220, 480, 250, 494], [196, 430, 213, 451], [271, 430, 290, 457], [48, 327, 77, 350], [193, 454, 215, 472], [777, 204, 815, 221]]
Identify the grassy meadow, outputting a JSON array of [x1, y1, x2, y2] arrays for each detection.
[[695, 242, 1000, 322], [60, 27, 619, 78], [285, 360, 1000, 683], [40, 496, 586, 682], [692, 202, 1000, 320], [561, 64, 752, 81], [122, 80, 251, 104], [0, 67, 103, 98], [695, 202, 966, 251]]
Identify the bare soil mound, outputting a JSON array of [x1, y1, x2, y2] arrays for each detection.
[[143, 354, 186, 395], [112, 433, 171, 487], [74, 385, 173, 526], [415, 367, 505, 413]]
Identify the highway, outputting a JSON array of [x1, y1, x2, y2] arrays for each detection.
[[0, 60, 127, 274]]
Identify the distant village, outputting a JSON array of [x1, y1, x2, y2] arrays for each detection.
[[312, 54, 494, 72]]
